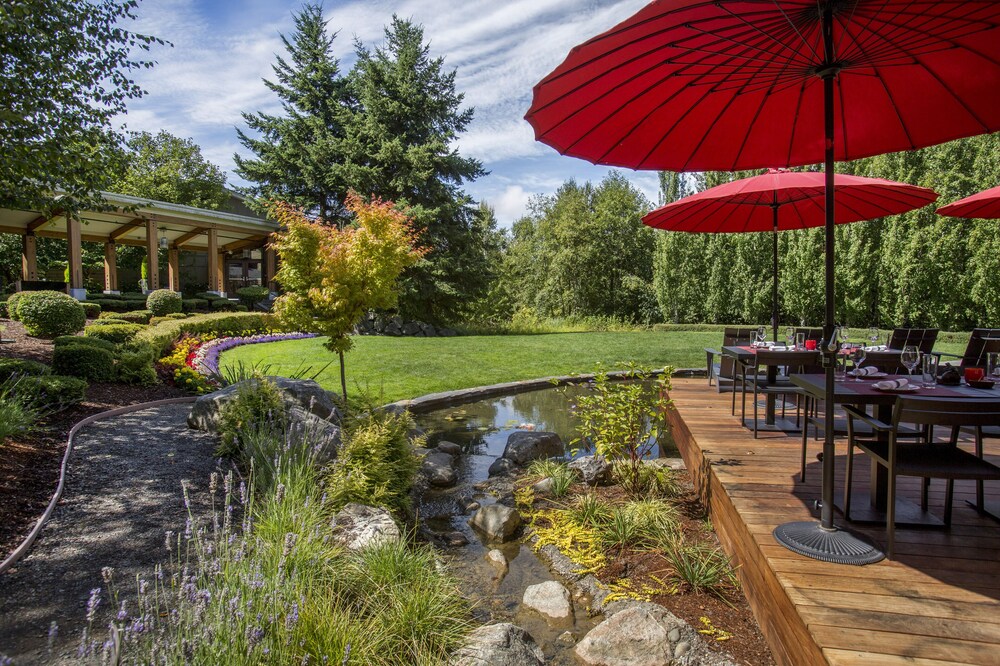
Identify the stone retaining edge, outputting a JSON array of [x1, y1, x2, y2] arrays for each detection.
[[0, 397, 199, 576]]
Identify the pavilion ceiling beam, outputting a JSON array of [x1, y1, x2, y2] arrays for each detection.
[[0, 223, 148, 248], [26, 209, 63, 232], [221, 237, 267, 253], [171, 229, 203, 248], [109, 217, 145, 241]]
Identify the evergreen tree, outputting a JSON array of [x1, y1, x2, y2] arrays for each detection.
[[344, 16, 487, 323], [234, 4, 352, 223]]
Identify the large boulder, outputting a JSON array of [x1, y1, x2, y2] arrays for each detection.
[[436, 440, 462, 456], [569, 455, 612, 486], [421, 449, 458, 488], [523, 580, 572, 621], [285, 406, 341, 462], [488, 457, 517, 477], [575, 603, 692, 666], [450, 623, 545, 666], [188, 377, 339, 433], [331, 503, 400, 551], [501, 431, 564, 466], [469, 504, 522, 542]]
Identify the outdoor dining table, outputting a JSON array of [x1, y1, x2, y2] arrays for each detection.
[[722, 345, 824, 432], [790, 373, 1000, 527]]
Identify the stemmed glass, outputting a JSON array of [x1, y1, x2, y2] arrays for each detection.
[[785, 326, 795, 348], [757, 325, 767, 347], [868, 326, 880, 349], [852, 346, 867, 381], [901, 345, 921, 386]]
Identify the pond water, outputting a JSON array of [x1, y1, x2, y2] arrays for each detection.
[[413, 383, 677, 664]]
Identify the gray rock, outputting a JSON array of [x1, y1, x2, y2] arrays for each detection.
[[463, 499, 481, 513], [674, 641, 691, 658], [569, 455, 612, 485], [402, 321, 421, 336], [437, 440, 462, 455], [439, 327, 457, 337], [421, 322, 437, 337], [522, 580, 572, 620], [188, 377, 339, 433], [331, 503, 400, 551], [488, 457, 517, 477], [469, 504, 522, 542], [421, 450, 458, 487], [486, 549, 508, 572], [501, 431, 564, 466], [444, 531, 469, 547], [284, 406, 340, 462], [531, 477, 555, 494], [575, 604, 685, 666], [450, 623, 545, 666], [557, 631, 576, 646]]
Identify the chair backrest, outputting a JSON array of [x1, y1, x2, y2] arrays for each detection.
[[889, 328, 938, 354], [753, 350, 822, 380], [864, 350, 905, 374], [960, 329, 1000, 368], [718, 327, 756, 380], [893, 396, 1000, 429], [794, 327, 823, 343]]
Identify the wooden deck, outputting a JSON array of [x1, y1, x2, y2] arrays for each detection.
[[665, 378, 1000, 666]]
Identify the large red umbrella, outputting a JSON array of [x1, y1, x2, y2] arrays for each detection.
[[644, 170, 938, 341], [527, 0, 1000, 565], [937, 185, 1000, 219]]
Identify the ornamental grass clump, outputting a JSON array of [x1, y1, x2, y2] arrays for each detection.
[[526, 459, 575, 498], [0, 376, 46, 444]]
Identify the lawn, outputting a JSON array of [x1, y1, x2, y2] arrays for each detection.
[[221, 329, 970, 403]]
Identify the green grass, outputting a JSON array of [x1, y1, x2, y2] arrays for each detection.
[[221, 329, 971, 403]]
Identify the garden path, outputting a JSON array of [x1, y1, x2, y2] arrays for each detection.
[[0, 404, 219, 664]]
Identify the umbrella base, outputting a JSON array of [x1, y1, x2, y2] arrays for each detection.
[[773, 521, 884, 565], [834, 490, 944, 528]]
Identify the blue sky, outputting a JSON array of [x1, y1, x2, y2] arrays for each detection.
[[122, 0, 662, 226]]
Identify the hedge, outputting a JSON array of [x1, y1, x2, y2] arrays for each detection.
[[90, 299, 129, 312], [117, 348, 158, 385], [54, 335, 116, 352], [17, 291, 86, 337], [0, 358, 51, 382], [182, 298, 209, 312], [98, 293, 124, 301], [52, 344, 116, 382], [136, 312, 276, 357], [210, 299, 238, 312], [83, 322, 147, 345], [147, 289, 183, 316], [6, 292, 25, 321], [17, 374, 88, 409], [81, 302, 102, 318], [99, 310, 153, 325]]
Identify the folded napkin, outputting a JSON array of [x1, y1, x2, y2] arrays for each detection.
[[771, 345, 788, 351], [853, 366, 879, 376], [864, 345, 888, 351], [874, 378, 909, 390]]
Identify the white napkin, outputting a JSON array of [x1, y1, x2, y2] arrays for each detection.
[[874, 378, 909, 390], [864, 345, 888, 351], [771, 345, 788, 351], [853, 366, 879, 376]]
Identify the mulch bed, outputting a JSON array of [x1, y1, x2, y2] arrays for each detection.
[[0, 319, 187, 560]]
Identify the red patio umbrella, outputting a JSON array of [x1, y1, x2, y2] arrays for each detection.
[[936, 185, 1000, 219], [527, 0, 1000, 565], [643, 170, 938, 341]]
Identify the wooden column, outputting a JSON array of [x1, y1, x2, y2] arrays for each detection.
[[21, 233, 38, 281], [264, 246, 277, 291], [104, 242, 118, 292], [207, 228, 219, 293], [217, 253, 226, 295], [167, 248, 180, 291], [67, 217, 83, 291], [145, 220, 159, 291]]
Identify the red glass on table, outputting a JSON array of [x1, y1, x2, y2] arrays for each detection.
[[804, 339, 817, 351]]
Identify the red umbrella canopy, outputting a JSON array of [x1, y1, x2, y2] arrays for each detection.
[[936, 184, 1000, 219], [525, 1, 1000, 171], [644, 171, 938, 232]]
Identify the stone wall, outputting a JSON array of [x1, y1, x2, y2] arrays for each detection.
[[354, 312, 457, 338]]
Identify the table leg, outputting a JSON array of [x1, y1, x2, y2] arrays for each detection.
[[765, 365, 778, 425]]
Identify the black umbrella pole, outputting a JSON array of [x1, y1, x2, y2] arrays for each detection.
[[821, 68, 837, 531], [772, 207, 779, 343]]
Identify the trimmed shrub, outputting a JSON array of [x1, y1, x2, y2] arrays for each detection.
[[235, 304, 248, 312], [210, 299, 237, 312], [236, 285, 270, 309], [165, 312, 188, 320], [0, 358, 51, 382], [136, 312, 275, 357], [81, 302, 102, 318], [98, 293, 124, 301], [52, 344, 115, 382], [18, 374, 88, 409], [6, 292, 25, 321], [147, 289, 183, 316], [100, 310, 153, 325], [18, 291, 86, 338], [123, 292, 148, 302], [90, 299, 128, 312], [117, 348, 158, 385], [54, 335, 116, 352], [181, 298, 209, 312], [84, 322, 146, 345]]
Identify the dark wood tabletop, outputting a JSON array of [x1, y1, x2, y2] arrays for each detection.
[[790, 373, 999, 403]]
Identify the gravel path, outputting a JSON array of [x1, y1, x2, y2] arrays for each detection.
[[0, 403, 219, 664]]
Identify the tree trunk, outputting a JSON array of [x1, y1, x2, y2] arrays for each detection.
[[338, 350, 347, 402]]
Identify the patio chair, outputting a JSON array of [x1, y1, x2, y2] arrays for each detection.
[[794, 327, 823, 345], [704, 326, 755, 393], [741, 349, 818, 438], [888, 327, 939, 354], [938, 328, 1000, 368], [844, 397, 1000, 559]]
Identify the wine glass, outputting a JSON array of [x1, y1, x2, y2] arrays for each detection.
[[757, 325, 767, 346], [852, 346, 867, 381], [901, 345, 920, 385], [867, 326, 879, 348], [785, 326, 795, 348]]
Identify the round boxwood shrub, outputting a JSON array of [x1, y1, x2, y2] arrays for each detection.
[[52, 344, 115, 382], [147, 289, 183, 316], [0, 358, 51, 382], [236, 285, 270, 309], [17, 291, 86, 338], [210, 299, 237, 312], [18, 374, 87, 409], [54, 335, 116, 352], [99, 309, 153, 325], [81, 302, 102, 318], [6, 292, 24, 321], [83, 322, 146, 345]]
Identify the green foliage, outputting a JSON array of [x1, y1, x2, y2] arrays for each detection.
[[90, 298, 129, 312], [52, 344, 115, 381], [526, 459, 575, 498], [210, 298, 237, 311], [0, 358, 51, 382], [80, 301, 101, 318], [596, 499, 680, 551], [182, 298, 209, 312], [100, 309, 153, 324], [17, 290, 86, 337], [55, 335, 115, 352], [611, 460, 683, 498], [16, 374, 87, 410], [165, 312, 189, 320], [83, 322, 146, 345], [146, 289, 183, 316], [111, 131, 228, 208], [326, 410, 420, 515], [0, 301, 6, 318], [0, 376, 46, 444], [6, 292, 23, 320], [0, 0, 162, 215], [236, 285, 269, 309], [660, 538, 739, 597], [136, 311, 274, 357], [572, 367, 674, 496], [216, 377, 285, 463]]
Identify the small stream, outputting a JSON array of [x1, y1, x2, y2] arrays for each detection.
[[414, 384, 672, 664]]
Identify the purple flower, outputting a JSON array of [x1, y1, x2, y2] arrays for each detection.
[[85, 588, 101, 623]]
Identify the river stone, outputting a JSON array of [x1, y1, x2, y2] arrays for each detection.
[[188, 376, 339, 432], [568, 455, 612, 485], [488, 457, 517, 477], [450, 623, 545, 666], [284, 406, 341, 462], [575, 604, 685, 666], [469, 504, 522, 542], [331, 503, 400, 551], [501, 431, 564, 466], [531, 477, 555, 494], [437, 440, 462, 455], [421, 450, 458, 487], [523, 580, 572, 620], [486, 549, 508, 571]]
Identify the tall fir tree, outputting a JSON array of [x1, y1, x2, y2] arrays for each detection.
[[234, 4, 352, 224], [344, 16, 487, 323]]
